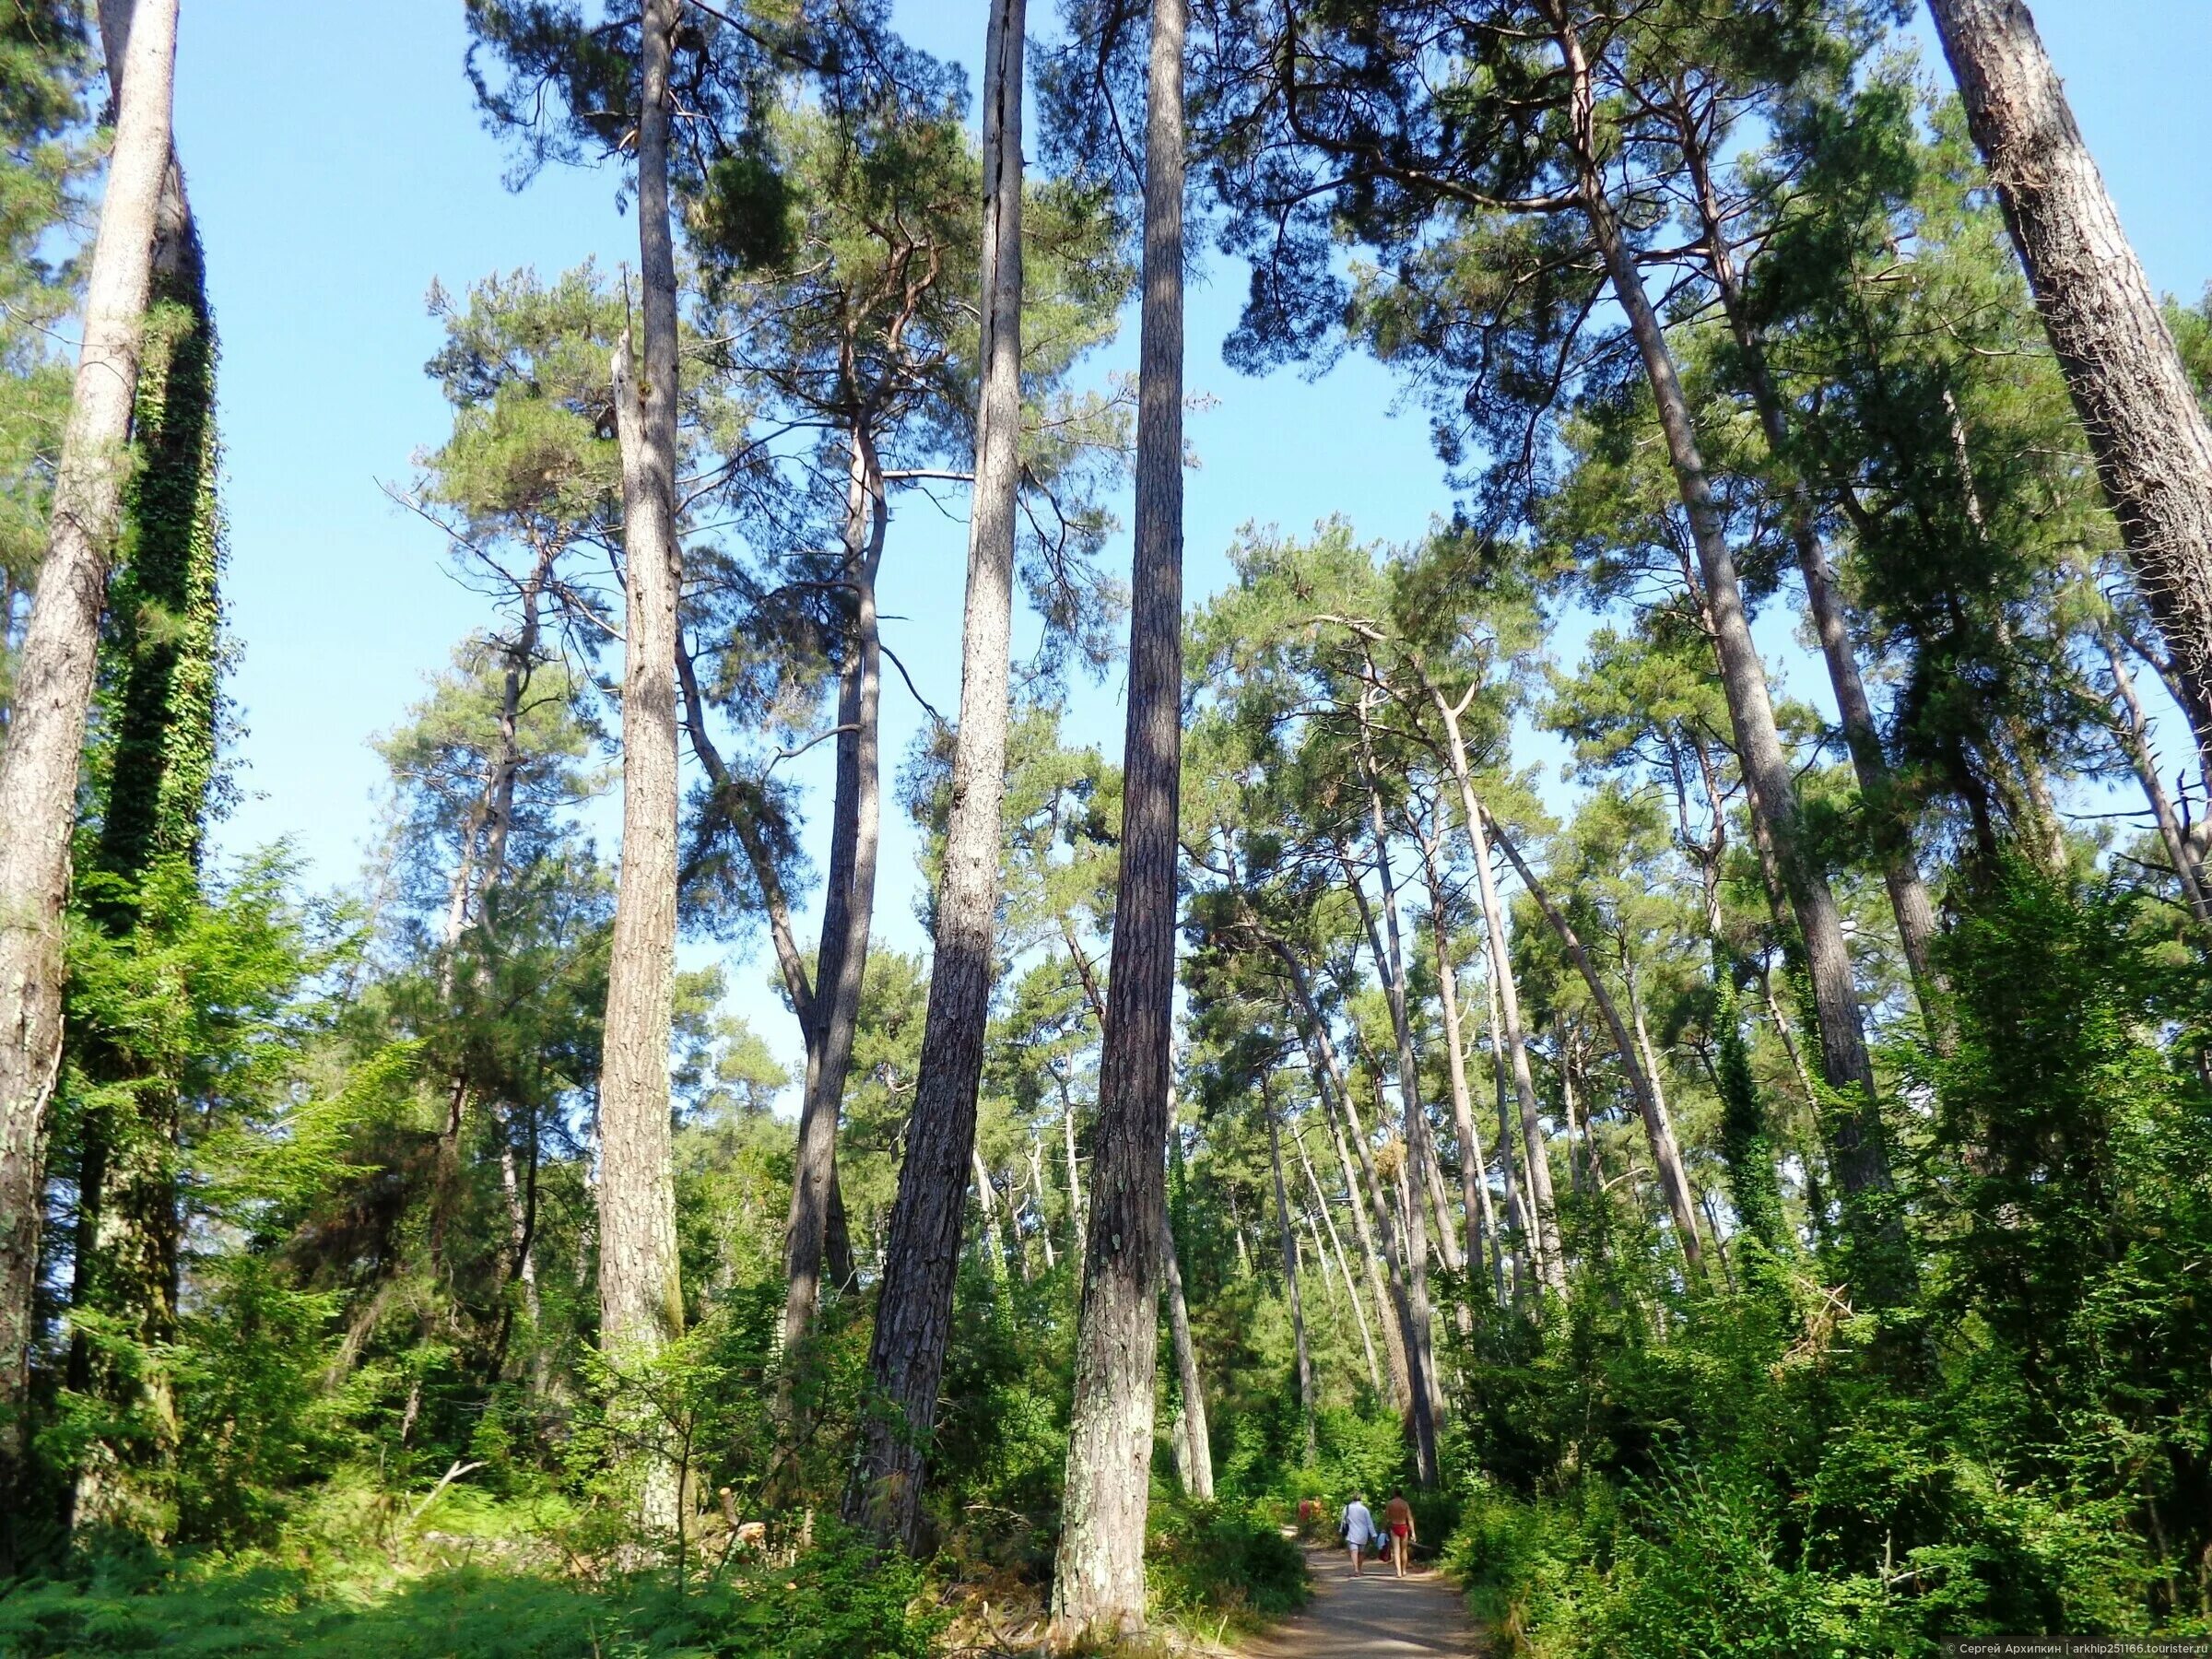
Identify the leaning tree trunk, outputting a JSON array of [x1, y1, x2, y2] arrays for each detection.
[[780, 422, 884, 1368], [0, 0, 179, 1532], [1428, 697, 1565, 1292], [1424, 902, 1506, 1308], [1680, 135, 1945, 1016], [1550, 6, 1907, 1303], [1266, 1086, 1317, 1463], [1052, 0, 1185, 1626], [1472, 797, 1705, 1284], [1296, 1120, 1382, 1391], [1927, 0, 2212, 787], [1162, 1213, 1214, 1499], [846, 0, 1026, 1551], [2099, 624, 2210, 920], [1275, 940, 1427, 1455], [595, 0, 686, 1531]]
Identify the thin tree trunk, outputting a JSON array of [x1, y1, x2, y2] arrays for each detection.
[[1427, 911, 1505, 1308], [0, 0, 179, 1529], [2100, 624, 2210, 920], [1052, 0, 1186, 1618], [1485, 966, 1533, 1302], [1162, 1215, 1214, 1499], [781, 422, 885, 1362], [1267, 1088, 1317, 1463], [1297, 1122, 1381, 1390], [1060, 1072, 1088, 1271], [1028, 1138, 1058, 1269], [1551, 6, 1906, 1300], [1275, 940, 1427, 1453], [847, 0, 1027, 1551], [1473, 800, 1703, 1282], [1927, 0, 2212, 786], [1428, 695, 1565, 1292], [595, 0, 685, 1530]]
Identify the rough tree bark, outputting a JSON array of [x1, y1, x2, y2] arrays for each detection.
[[595, 0, 685, 1530], [1051, 0, 1186, 1623], [847, 0, 1028, 1548], [1927, 0, 2212, 786], [0, 0, 180, 1527]]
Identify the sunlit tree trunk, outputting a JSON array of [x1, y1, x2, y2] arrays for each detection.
[[0, 0, 180, 1532], [1296, 1122, 1382, 1390], [595, 0, 685, 1530], [1426, 909, 1505, 1308], [2099, 623, 2209, 920], [846, 0, 1027, 1550], [1052, 0, 1186, 1620], [1548, 4, 1906, 1301], [1928, 0, 2212, 788], [1162, 1213, 1214, 1499]]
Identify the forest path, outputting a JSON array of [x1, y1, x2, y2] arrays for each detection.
[[1239, 1543, 1479, 1658]]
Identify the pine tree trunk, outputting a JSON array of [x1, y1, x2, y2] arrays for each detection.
[[595, 0, 686, 1530], [1472, 798, 1703, 1282], [2100, 625, 2210, 920], [1052, 0, 1185, 1623], [1485, 967, 1534, 1302], [1266, 1090, 1317, 1463], [1276, 941, 1426, 1445], [1029, 1138, 1058, 1269], [1161, 1216, 1214, 1499], [1927, 0, 2212, 785], [0, 0, 179, 1527], [780, 422, 884, 1363], [1426, 909, 1506, 1308], [1681, 135, 1945, 1014], [1551, 7, 1906, 1300], [1296, 1122, 1382, 1390], [1430, 699, 1565, 1292], [846, 0, 1026, 1548]]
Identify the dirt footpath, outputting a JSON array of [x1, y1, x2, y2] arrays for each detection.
[[1240, 1543, 1479, 1658]]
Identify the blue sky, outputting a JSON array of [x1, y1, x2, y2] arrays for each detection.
[[180, 2, 2212, 1079]]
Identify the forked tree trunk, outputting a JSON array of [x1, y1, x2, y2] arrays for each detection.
[[1052, 0, 1186, 1624], [595, 0, 685, 1530], [1927, 0, 2212, 786], [1266, 1088, 1317, 1463], [1549, 6, 1906, 1301], [0, 0, 179, 1528], [781, 423, 884, 1364], [847, 0, 1027, 1550]]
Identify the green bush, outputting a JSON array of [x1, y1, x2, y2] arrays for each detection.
[[1146, 1495, 1309, 1633]]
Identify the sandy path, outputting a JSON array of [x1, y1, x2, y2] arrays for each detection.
[[1240, 1543, 1479, 1658]]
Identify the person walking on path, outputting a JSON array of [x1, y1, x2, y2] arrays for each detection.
[[1382, 1489, 1418, 1578], [1340, 1492, 1377, 1576]]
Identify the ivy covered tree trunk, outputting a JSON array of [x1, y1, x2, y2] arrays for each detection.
[[595, 0, 685, 1531], [779, 421, 883, 1368], [1547, 5, 1907, 1304], [1927, 0, 2212, 788], [65, 162, 222, 1538], [846, 0, 1025, 1549], [0, 0, 179, 1528], [1052, 0, 1185, 1628]]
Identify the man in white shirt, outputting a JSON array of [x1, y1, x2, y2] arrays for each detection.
[[1340, 1493, 1377, 1576]]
